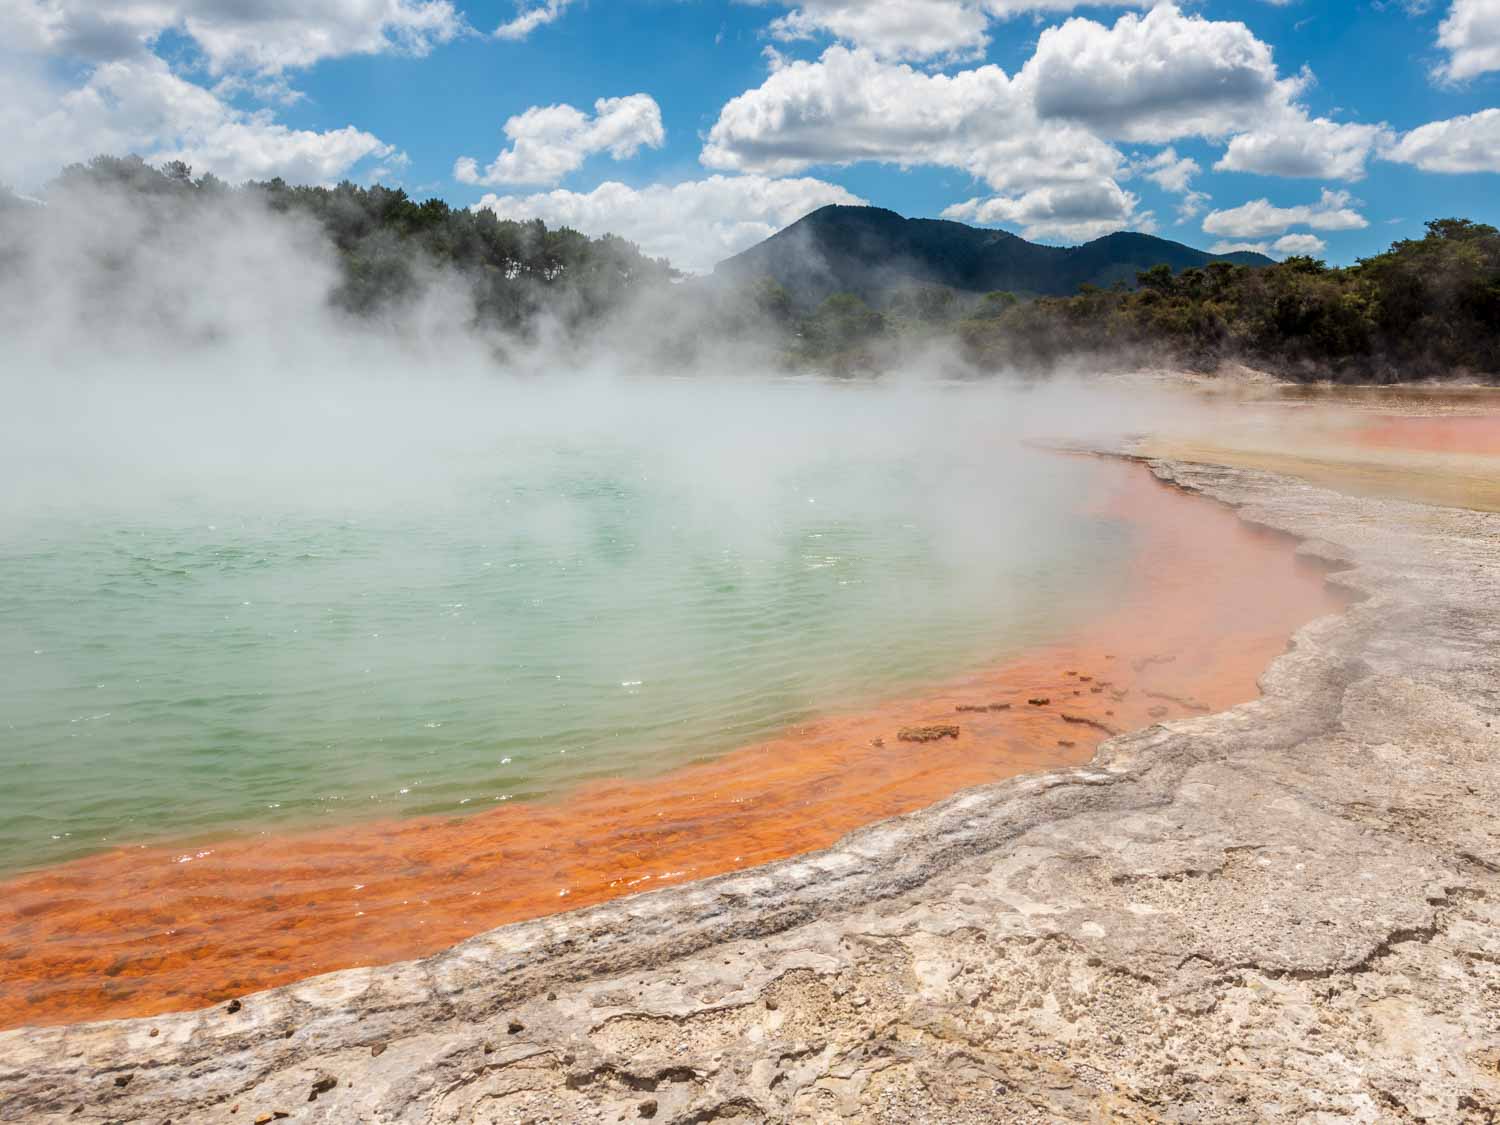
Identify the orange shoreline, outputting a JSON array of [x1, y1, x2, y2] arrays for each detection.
[[0, 459, 1350, 1030]]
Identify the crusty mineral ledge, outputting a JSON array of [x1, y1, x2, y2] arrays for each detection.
[[3, 458, 1499, 1125]]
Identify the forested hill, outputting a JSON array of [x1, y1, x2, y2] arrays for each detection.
[[715, 205, 1273, 308], [15, 154, 678, 334], [7, 157, 1496, 381]]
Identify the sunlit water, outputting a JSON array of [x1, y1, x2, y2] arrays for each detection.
[[0, 375, 1137, 874]]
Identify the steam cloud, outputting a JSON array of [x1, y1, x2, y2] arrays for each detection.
[[0, 171, 1218, 537]]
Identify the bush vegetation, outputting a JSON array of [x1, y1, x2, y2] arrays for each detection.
[[9, 156, 1498, 381], [33, 154, 678, 337]]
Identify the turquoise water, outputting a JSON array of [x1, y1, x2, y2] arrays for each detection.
[[0, 376, 1134, 873]]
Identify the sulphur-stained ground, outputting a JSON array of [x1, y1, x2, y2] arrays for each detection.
[[3, 449, 1500, 1123]]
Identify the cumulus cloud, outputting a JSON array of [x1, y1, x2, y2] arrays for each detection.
[[748, 0, 993, 62], [737, 0, 1154, 61], [1018, 5, 1298, 142], [495, 0, 574, 41], [1216, 113, 1391, 180], [454, 95, 664, 187], [1383, 108, 1500, 173], [1125, 148, 1210, 223], [1208, 233, 1328, 258], [1129, 147, 1200, 194], [702, 5, 1362, 244], [710, 3, 1308, 178], [1271, 232, 1329, 255], [1207, 240, 1269, 255], [703, 47, 1022, 179], [941, 181, 1152, 242], [1202, 189, 1368, 239], [2, 0, 459, 191], [983, 0, 1154, 10], [1174, 190, 1210, 222], [4, 0, 464, 75], [701, 45, 1123, 196], [472, 174, 864, 273], [0, 56, 399, 189], [1434, 0, 1500, 81]]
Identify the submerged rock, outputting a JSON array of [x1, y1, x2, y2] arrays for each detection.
[[897, 724, 960, 743], [1061, 713, 1121, 735]]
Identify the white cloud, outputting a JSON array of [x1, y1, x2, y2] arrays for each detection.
[[1383, 108, 1500, 173], [1175, 190, 1210, 222], [1126, 147, 1210, 222], [701, 45, 1122, 195], [495, 0, 574, 41], [751, 0, 993, 62], [702, 6, 1355, 246], [1434, 0, 1500, 81], [473, 174, 865, 273], [1271, 232, 1328, 255], [704, 47, 1021, 178], [0, 56, 399, 189], [1202, 189, 1368, 239], [1018, 5, 1299, 142], [983, 0, 1153, 10], [1207, 233, 1328, 259], [454, 95, 664, 187], [6, 0, 465, 75], [1208, 240, 1271, 255], [737, 0, 1154, 61], [941, 181, 1152, 242], [1216, 113, 1391, 180], [1129, 147, 1200, 193], [3, 1, 455, 190]]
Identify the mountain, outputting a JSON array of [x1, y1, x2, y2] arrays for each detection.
[[714, 205, 1274, 308]]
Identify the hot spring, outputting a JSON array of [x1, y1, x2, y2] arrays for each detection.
[[1, 373, 1141, 874], [0, 370, 1357, 1026]]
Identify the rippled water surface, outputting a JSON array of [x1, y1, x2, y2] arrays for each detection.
[[0, 376, 1135, 873]]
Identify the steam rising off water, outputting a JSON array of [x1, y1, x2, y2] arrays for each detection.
[[1, 374, 1138, 874]]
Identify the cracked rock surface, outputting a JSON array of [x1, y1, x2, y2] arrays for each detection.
[[3, 457, 1499, 1123]]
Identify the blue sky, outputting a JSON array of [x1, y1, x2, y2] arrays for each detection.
[[5, 1, 1500, 270]]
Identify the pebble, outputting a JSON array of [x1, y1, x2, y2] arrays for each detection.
[[309, 1075, 337, 1101]]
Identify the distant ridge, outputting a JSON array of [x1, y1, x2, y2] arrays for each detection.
[[714, 205, 1274, 307]]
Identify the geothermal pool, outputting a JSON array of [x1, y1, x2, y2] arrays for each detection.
[[1, 377, 1136, 875], [0, 374, 1354, 1028]]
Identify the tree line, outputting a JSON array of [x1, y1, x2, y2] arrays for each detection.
[[17, 154, 679, 337], [6, 156, 1497, 381], [785, 219, 1500, 381]]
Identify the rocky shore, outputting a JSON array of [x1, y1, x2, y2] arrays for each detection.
[[3, 452, 1498, 1123]]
